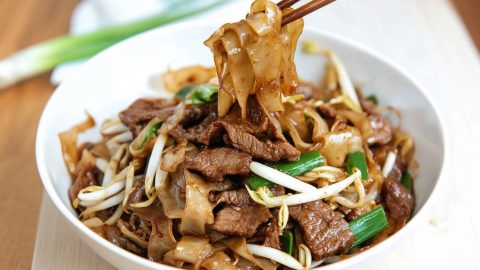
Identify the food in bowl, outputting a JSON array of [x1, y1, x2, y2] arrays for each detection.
[[59, 1, 416, 269]]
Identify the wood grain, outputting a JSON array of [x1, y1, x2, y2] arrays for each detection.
[[452, 0, 480, 51], [0, 0, 79, 269]]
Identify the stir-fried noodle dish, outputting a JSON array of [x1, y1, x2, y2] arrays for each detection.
[[61, 1, 416, 269]]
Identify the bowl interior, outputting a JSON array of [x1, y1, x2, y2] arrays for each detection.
[[36, 23, 444, 270]]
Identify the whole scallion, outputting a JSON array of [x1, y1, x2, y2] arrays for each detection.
[[0, 0, 230, 90]]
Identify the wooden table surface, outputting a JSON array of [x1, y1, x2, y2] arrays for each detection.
[[0, 0, 479, 269], [0, 0, 79, 269]]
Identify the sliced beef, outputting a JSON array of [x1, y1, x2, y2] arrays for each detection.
[[361, 99, 377, 115], [129, 179, 145, 204], [119, 99, 176, 136], [211, 204, 271, 237], [207, 179, 235, 192], [263, 217, 281, 250], [208, 230, 229, 242], [222, 123, 300, 162], [184, 148, 252, 182], [209, 188, 252, 207], [318, 105, 337, 119], [270, 185, 286, 196], [105, 226, 145, 255], [69, 163, 97, 201], [383, 179, 415, 225], [367, 115, 393, 145], [289, 200, 354, 260]]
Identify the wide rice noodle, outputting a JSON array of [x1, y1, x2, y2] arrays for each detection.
[[318, 122, 363, 167], [180, 170, 214, 235], [59, 113, 95, 175], [223, 238, 277, 270], [174, 236, 213, 264], [204, 0, 304, 118]]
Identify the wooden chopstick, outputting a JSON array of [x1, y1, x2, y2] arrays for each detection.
[[277, 0, 301, 9], [279, 0, 336, 26]]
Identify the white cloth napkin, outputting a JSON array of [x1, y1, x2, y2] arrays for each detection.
[[51, 0, 247, 85]]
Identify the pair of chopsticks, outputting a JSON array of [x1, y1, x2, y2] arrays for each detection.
[[278, 0, 336, 26]]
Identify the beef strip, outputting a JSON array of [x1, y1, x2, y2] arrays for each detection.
[[222, 122, 300, 161], [105, 225, 145, 255], [209, 185, 283, 207], [367, 115, 393, 145], [207, 179, 235, 192], [318, 105, 337, 119], [129, 179, 145, 204], [208, 230, 229, 242], [184, 148, 252, 182], [69, 163, 97, 201], [383, 173, 414, 225], [209, 188, 252, 207], [289, 200, 354, 260], [169, 98, 300, 162], [262, 216, 281, 250], [270, 185, 285, 196], [211, 204, 271, 237], [361, 99, 377, 115], [119, 99, 176, 136]]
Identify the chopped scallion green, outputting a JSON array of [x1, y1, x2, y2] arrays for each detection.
[[366, 95, 379, 105], [348, 206, 388, 250], [401, 171, 413, 193], [247, 152, 325, 190], [347, 151, 369, 180], [141, 122, 162, 147], [281, 230, 294, 256], [190, 84, 219, 104]]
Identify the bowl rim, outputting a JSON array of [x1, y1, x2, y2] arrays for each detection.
[[35, 20, 448, 270]]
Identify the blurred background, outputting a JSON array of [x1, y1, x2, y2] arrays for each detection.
[[0, 0, 479, 269]]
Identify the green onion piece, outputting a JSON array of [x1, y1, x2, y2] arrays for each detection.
[[348, 206, 388, 250], [175, 85, 195, 100], [0, 0, 230, 90], [281, 230, 294, 256], [347, 151, 369, 180], [190, 84, 219, 104], [247, 152, 325, 190], [141, 122, 162, 147], [401, 171, 413, 193], [366, 95, 379, 105]]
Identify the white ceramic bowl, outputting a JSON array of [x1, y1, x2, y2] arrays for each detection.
[[36, 22, 446, 270]]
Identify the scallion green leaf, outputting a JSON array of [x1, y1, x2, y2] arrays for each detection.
[[366, 95, 379, 105], [347, 151, 369, 180], [176, 85, 195, 100], [401, 171, 413, 193], [247, 152, 325, 190], [190, 84, 219, 104], [348, 206, 388, 250], [0, 0, 230, 90], [141, 122, 162, 147], [281, 230, 294, 256]]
